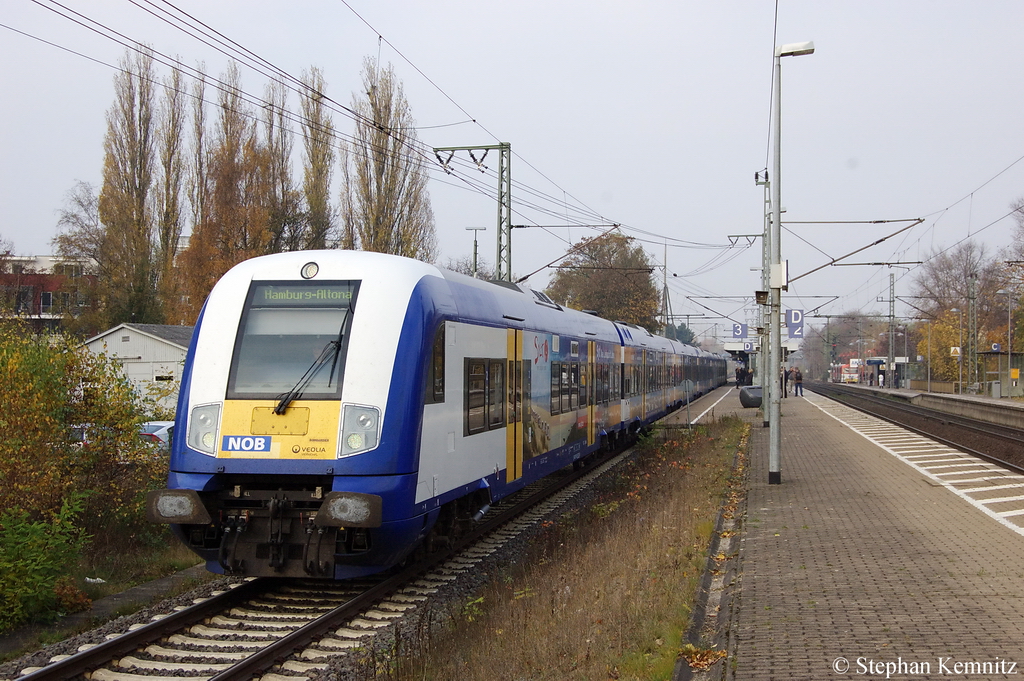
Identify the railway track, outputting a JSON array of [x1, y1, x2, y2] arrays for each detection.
[[808, 382, 1024, 473], [7, 444, 632, 681]]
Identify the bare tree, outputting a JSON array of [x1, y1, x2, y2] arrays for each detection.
[[54, 182, 102, 264], [300, 67, 335, 250], [155, 62, 186, 317], [189, 66, 209, 238], [0, 235, 12, 269], [1011, 198, 1024, 265], [263, 80, 303, 252], [911, 240, 1004, 325], [96, 46, 159, 325], [445, 254, 494, 281], [340, 57, 436, 261], [52, 181, 105, 332]]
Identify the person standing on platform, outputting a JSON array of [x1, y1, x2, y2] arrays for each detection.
[[781, 367, 789, 398], [794, 367, 803, 396]]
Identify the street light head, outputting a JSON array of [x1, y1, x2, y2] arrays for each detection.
[[950, 308, 959, 313], [777, 41, 815, 57], [997, 289, 1008, 295]]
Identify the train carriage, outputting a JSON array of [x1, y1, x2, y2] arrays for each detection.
[[148, 251, 727, 579]]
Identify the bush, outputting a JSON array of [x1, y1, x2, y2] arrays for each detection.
[[0, 321, 169, 629], [0, 496, 90, 632], [0, 321, 164, 537]]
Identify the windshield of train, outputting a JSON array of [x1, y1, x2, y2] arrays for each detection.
[[227, 281, 359, 400]]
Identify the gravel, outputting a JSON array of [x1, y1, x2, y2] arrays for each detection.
[[0, 575, 243, 679], [0, 459, 623, 681]]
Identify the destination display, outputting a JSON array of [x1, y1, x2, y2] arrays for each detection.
[[252, 282, 356, 307]]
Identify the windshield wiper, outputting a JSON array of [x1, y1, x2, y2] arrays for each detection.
[[274, 308, 350, 414]]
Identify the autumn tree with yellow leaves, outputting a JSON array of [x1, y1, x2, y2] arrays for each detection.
[[546, 233, 662, 332]]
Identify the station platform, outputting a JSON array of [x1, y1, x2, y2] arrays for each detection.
[[684, 386, 1024, 680]]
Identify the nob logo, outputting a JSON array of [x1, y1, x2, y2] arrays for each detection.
[[221, 436, 271, 452]]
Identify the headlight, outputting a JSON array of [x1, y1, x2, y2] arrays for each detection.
[[187, 403, 221, 456], [145, 490, 212, 524], [314, 491, 382, 527], [341, 404, 380, 457]]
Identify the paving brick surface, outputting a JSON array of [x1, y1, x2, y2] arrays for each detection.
[[710, 388, 1024, 680]]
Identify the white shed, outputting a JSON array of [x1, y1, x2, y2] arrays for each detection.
[[84, 323, 195, 413]]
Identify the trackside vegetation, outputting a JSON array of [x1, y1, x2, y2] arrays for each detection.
[[0, 321, 169, 633], [381, 416, 748, 681]]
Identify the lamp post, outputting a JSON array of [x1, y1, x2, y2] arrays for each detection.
[[951, 307, 963, 394], [767, 40, 814, 486], [466, 226, 486, 278], [1011, 293, 1016, 394], [927, 319, 932, 393]]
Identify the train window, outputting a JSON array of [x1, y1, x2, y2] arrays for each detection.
[[569, 363, 579, 410], [427, 323, 445, 404], [466, 360, 487, 434], [227, 281, 358, 400], [550, 362, 561, 415], [598, 360, 606, 403], [489, 361, 504, 429], [560, 363, 571, 413], [464, 358, 509, 436], [508, 359, 523, 424]]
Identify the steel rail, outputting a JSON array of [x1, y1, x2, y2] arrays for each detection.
[[209, 450, 617, 680], [811, 383, 1024, 443], [809, 384, 1024, 475], [17, 445, 623, 681], [16, 578, 266, 681]]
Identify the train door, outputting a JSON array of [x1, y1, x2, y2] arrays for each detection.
[[587, 340, 596, 446], [506, 328, 524, 483], [641, 349, 648, 419]]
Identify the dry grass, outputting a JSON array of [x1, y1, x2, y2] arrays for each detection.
[[389, 415, 748, 681], [76, 537, 204, 602]]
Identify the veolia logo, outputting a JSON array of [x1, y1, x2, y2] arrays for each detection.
[[221, 436, 271, 452]]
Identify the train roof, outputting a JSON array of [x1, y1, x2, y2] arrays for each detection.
[[215, 250, 713, 355], [437, 265, 622, 344]]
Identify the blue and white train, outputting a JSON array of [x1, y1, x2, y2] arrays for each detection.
[[148, 251, 728, 579]]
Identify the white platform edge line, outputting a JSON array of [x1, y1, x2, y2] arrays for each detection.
[[804, 393, 1024, 538]]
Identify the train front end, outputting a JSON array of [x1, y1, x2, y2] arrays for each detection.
[[147, 252, 438, 579]]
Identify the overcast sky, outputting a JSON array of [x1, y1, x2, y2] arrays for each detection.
[[2, 1, 1021, 342]]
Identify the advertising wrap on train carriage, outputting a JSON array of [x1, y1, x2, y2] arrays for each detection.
[[523, 331, 588, 460]]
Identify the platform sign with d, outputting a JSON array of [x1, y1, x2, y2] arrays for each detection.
[[786, 309, 804, 338]]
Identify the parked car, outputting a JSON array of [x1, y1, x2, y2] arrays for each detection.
[[139, 421, 175, 451]]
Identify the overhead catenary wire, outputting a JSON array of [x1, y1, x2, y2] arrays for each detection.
[[13, 0, 1024, 328], [11, 0, 753, 282]]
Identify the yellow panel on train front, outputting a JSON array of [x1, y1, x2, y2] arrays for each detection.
[[217, 400, 340, 459]]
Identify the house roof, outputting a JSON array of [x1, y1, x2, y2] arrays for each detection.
[[85, 323, 195, 350]]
